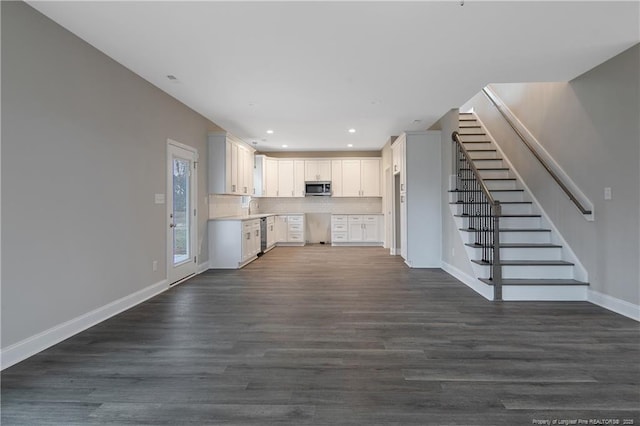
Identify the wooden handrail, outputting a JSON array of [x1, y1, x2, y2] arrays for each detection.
[[482, 87, 592, 215]]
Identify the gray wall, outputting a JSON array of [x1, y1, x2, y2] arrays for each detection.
[[462, 44, 639, 305], [1, 2, 221, 348]]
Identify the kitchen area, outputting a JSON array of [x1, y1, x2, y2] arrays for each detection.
[[207, 131, 386, 269]]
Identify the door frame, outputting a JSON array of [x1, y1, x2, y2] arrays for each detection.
[[166, 139, 198, 285]]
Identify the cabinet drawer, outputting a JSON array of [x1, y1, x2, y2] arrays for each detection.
[[288, 215, 304, 223], [332, 232, 348, 242], [348, 216, 363, 223], [288, 232, 304, 242], [332, 215, 348, 223], [288, 223, 303, 232], [364, 216, 379, 223], [332, 223, 347, 232]]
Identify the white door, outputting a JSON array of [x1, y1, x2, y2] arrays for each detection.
[[167, 141, 198, 285]]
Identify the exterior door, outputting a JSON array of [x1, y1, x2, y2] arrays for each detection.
[[167, 141, 198, 285]]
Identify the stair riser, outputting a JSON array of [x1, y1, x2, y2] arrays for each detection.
[[460, 231, 551, 244], [490, 191, 524, 202], [478, 170, 511, 179], [485, 180, 517, 190], [498, 232, 551, 244], [452, 203, 532, 215], [458, 129, 486, 135], [468, 151, 499, 159], [468, 247, 562, 261], [474, 265, 574, 279], [460, 216, 540, 229], [470, 159, 504, 168], [460, 133, 491, 144], [462, 142, 494, 150]]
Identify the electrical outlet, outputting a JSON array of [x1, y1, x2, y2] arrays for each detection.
[[152, 260, 158, 271], [604, 187, 612, 200]]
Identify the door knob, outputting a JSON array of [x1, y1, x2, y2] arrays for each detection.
[[169, 223, 176, 228]]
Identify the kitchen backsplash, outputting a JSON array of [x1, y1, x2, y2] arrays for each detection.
[[255, 197, 382, 214], [208, 194, 248, 218]]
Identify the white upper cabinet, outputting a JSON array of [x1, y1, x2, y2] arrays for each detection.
[[264, 158, 279, 197], [293, 160, 305, 197], [305, 160, 331, 182], [278, 160, 295, 198], [208, 132, 255, 195], [341, 160, 361, 197], [334, 158, 381, 197], [360, 159, 381, 197], [255, 156, 380, 198], [331, 160, 343, 197]]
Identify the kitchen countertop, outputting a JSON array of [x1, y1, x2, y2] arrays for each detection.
[[209, 213, 304, 221]]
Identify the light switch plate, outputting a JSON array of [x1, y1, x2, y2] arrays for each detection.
[[155, 193, 165, 204], [604, 187, 612, 200]]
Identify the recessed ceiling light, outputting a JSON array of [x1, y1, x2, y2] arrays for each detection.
[[282, 144, 288, 148], [266, 129, 274, 134], [348, 128, 356, 134], [347, 144, 353, 147], [166, 75, 178, 81], [412, 119, 422, 124]]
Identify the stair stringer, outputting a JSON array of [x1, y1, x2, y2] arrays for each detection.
[[472, 113, 589, 284]]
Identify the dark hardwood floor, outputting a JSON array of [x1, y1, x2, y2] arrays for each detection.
[[2, 246, 639, 425]]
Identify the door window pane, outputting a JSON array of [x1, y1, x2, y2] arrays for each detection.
[[173, 157, 190, 265]]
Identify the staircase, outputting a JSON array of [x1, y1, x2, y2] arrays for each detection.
[[449, 112, 589, 301]]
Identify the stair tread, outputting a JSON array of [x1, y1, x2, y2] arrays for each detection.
[[466, 149, 497, 152], [465, 243, 562, 248], [469, 158, 503, 161], [461, 140, 492, 143], [478, 278, 589, 286], [459, 227, 551, 232], [455, 214, 541, 218], [450, 201, 532, 205], [460, 177, 516, 181], [451, 188, 523, 192], [460, 167, 509, 171], [472, 259, 575, 266]]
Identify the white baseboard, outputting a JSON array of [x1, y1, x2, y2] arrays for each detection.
[[1, 279, 168, 370], [588, 289, 640, 322], [441, 261, 493, 300]]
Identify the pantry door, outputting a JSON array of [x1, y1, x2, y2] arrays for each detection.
[[167, 140, 198, 285]]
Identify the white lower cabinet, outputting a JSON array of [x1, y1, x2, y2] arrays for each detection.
[[275, 214, 306, 246], [331, 214, 382, 246], [209, 218, 261, 269]]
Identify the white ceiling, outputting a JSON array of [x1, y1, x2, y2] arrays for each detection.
[[28, 1, 639, 152]]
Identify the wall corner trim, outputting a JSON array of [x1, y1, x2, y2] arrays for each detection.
[[1, 279, 169, 370], [588, 289, 640, 322]]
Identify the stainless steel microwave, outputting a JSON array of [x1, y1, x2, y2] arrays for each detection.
[[305, 181, 331, 196]]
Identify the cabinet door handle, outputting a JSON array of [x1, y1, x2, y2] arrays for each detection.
[[232, 184, 236, 192], [256, 230, 259, 237], [246, 232, 251, 240], [401, 184, 404, 191]]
